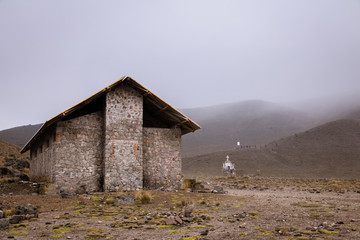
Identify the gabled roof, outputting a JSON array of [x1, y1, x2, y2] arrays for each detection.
[[21, 76, 200, 153]]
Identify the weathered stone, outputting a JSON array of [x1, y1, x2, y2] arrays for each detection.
[[143, 128, 182, 191], [114, 194, 135, 205], [165, 216, 177, 225], [60, 189, 74, 198], [0, 210, 3, 218], [0, 218, 9, 229], [9, 215, 23, 224], [16, 204, 37, 215], [165, 215, 183, 225], [213, 185, 225, 194], [175, 215, 183, 225], [104, 86, 143, 191], [182, 216, 195, 222]]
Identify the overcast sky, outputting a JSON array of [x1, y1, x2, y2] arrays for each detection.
[[1, 0, 360, 130]]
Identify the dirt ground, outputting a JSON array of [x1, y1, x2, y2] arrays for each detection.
[[0, 178, 359, 240]]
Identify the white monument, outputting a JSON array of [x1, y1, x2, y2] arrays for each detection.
[[222, 155, 236, 176]]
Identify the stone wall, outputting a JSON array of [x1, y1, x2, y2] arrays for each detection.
[[30, 126, 56, 182], [104, 85, 143, 191], [54, 111, 104, 193], [143, 127, 182, 190]]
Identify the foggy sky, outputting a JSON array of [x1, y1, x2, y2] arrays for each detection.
[[1, 0, 360, 130]]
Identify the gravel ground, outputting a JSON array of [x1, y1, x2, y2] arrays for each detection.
[[0, 181, 359, 240]]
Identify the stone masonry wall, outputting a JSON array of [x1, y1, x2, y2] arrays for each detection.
[[30, 127, 56, 182], [143, 127, 182, 190], [104, 85, 143, 191], [54, 111, 104, 194]]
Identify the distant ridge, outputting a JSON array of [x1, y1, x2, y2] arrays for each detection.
[[181, 100, 315, 157], [183, 118, 360, 179], [0, 124, 42, 148]]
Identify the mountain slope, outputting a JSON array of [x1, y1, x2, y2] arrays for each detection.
[[181, 100, 315, 157], [0, 140, 30, 179], [0, 124, 42, 148], [183, 119, 360, 179]]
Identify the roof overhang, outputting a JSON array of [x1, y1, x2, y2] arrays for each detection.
[[21, 76, 200, 153]]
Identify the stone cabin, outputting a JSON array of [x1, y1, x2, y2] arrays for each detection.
[[21, 77, 200, 194]]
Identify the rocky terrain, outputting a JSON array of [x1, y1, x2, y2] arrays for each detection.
[[0, 141, 29, 182], [0, 177, 359, 240]]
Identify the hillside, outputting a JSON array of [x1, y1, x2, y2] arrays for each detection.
[[0, 124, 42, 148], [181, 100, 315, 157], [0, 140, 30, 180], [183, 119, 360, 179]]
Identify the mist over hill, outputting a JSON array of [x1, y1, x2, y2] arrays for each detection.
[[183, 118, 360, 179], [181, 96, 360, 157], [181, 100, 314, 157]]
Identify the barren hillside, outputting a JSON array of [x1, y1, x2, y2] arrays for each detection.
[[181, 100, 316, 157], [0, 124, 42, 148], [0, 140, 30, 180], [183, 119, 360, 179]]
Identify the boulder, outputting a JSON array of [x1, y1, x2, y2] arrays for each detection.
[[16, 204, 37, 215], [9, 215, 23, 224], [212, 185, 225, 194], [60, 189, 74, 198]]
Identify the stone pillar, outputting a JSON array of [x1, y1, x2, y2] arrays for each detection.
[[104, 85, 143, 191]]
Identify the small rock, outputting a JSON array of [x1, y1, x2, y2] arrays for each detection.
[[9, 215, 23, 224], [0, 210, 3, 218], [16, 204, 37, 215], [60, 189, 74, 198], [213, 185, 224, 194], [239, 223, 246, 228], [0, 218, 10, 230], [336, 221, 344, 225], [165, 216, 177, 225], [238, 212, 247, 218], [182, 217, 195, 222], [294, 233, 302, 237], [200, 229, 209, 236], [115, 194, 135, 205], [185, 188, 192, 193], [350, 219, 357, 222], [174, 215, 182, 225]]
